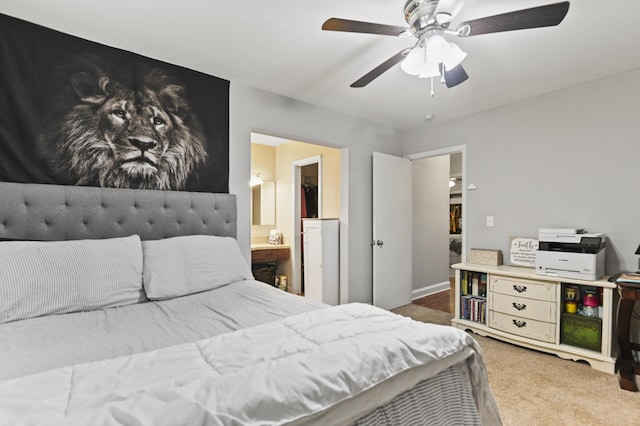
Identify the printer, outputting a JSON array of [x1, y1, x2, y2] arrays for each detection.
[[535, 228, 605, 281]]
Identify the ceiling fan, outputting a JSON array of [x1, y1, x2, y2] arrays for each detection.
[[322, 0, 570, 90]]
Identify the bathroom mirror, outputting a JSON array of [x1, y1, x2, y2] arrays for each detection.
[[252, 181, 275, 226]]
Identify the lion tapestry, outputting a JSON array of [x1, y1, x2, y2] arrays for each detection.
[[0, 14, 229, 193]]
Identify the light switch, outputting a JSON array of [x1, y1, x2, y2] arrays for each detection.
[[486, 216, 494, 227]]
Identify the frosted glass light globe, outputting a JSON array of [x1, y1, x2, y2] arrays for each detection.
[[400, 47, 426, 75], [425, 35, 449, 64]]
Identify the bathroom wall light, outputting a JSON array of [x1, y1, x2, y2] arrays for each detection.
[[250, 173, 263, 187]]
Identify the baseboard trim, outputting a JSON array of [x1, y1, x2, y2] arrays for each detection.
[[412, 281, 450, 300]]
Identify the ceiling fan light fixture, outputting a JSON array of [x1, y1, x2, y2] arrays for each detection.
[[443, 42, 467, 71], [400, 46, 426, 75], [417, 61, 440, 78], [425, 34, 449, 64]]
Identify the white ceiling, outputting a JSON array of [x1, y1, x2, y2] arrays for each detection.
[[2, 0, 640, 130]]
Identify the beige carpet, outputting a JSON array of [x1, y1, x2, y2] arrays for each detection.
[[392, 304, 640, 426]]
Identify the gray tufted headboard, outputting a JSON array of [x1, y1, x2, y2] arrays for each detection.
[[0, 182, 237, 241]]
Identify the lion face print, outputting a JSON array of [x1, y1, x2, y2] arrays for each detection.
[[102, 87, 174, 182], [38, 62, 208, 190]]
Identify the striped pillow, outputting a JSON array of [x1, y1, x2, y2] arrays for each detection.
[[0, 235, 144, 324]]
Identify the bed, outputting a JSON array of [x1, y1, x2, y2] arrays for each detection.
[[0, 181, 501, 425]]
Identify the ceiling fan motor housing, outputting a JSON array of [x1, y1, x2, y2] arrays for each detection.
[[404, 0, 440, 31]]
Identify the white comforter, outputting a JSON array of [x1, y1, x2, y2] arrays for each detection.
[[0, 303, 490, 426]]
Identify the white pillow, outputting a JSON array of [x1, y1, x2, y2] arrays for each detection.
[[142, 235, 254, 300], [0, 235, 144, 324]]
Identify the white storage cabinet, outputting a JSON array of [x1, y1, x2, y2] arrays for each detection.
[[303, 218, 339, 305]]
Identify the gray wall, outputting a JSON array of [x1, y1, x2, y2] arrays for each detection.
[[230, 83, 403, 304], [403, 69, 640, 275]]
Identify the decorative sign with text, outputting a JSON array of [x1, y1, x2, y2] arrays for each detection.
[[509, 237, 539, 267]]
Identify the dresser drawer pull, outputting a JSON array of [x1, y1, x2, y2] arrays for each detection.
[[512, 302, 527, 311], [513, 285, 527, 293], [512, 319, 527, 328]]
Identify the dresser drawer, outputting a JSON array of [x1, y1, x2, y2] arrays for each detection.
[[490, 275, 556, 302], [490, 292, 557, 323], [489, 311, 556, 343], [251, 248, 290, 262]]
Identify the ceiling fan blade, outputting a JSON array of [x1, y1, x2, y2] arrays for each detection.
[[322, 18, 409, 37], [351, 50, 408, 88], [456, 2, 570, 37], [441, 63, 469, 88]]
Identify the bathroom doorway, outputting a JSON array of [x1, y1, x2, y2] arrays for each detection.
[[250, 133, 341, 297]]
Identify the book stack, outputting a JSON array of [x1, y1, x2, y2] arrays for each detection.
[[461, 295, 486, 323], [459, 270, 488, 323], [460, 270, 487, 297]]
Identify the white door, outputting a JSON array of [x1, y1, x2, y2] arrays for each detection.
[[372, 152, 412, 310]]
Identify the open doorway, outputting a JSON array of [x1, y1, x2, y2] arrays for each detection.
[[448, 152, 463, 276], [406, 145, 466, 301], [250, 132, 341, 298]]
